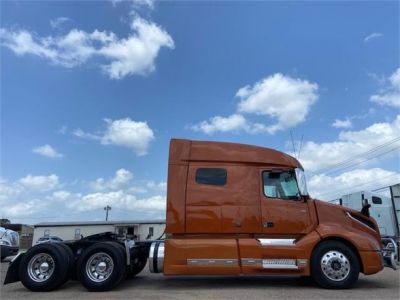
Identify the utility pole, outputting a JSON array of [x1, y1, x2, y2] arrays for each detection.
[[104, 205, 111, 221]]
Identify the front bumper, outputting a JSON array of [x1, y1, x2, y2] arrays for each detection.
[[381, 237, 399, 270]]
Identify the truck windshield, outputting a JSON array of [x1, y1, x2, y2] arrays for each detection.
[[263, 171, 301, 200]]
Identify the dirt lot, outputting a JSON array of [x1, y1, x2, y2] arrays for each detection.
[[0, 260, 399, 300]]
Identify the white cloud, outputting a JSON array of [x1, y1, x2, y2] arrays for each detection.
[[72, 128, 100, 140], [51, 190, 73, 201], [49, 17, 71, 30], [18, 174, 60, 192], [145, 180, 167, 190], [189, 74, 319, 135], [0, 178, 23, 202], [370, 68, 400, 108], [189, 114, 248, 135], [112, 0, 155, 10], [58, 126, 68, 134], [67, 190, 166, 212], [90, 168, 133, 191], [308, 168, 400, 200], [74, 118, 155, 156], [101, 118, 155, 155], [237, 73, 319, 134], [298, 115, 400, 172], [363, 32, 383, 43], [99, 18, 174, 79], [0, 16, 174, 79], [32, 144, 64, 158], [331, 118, 352, 129], [2, 199, 44, 218], [135, 0, 155, 9], [0, 169, 166, 222]]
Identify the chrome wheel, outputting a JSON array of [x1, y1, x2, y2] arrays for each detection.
[[27, 253, 55, 282], [321, 250, 350, 281], [85, 252, 114, 283]]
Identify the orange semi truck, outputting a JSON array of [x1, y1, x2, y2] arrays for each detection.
[[4, 139, 399, 291]]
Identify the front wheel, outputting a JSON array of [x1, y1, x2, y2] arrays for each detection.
[[311, 241, 360, 289]]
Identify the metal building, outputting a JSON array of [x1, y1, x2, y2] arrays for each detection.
[[33, 220, 165, 244]]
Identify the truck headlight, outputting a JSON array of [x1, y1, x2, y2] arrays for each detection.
[[0, 240, 11, 246]]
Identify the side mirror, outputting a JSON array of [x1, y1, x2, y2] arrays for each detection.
[[361, 199, 371, 217]]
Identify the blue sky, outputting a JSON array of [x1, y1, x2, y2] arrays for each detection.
[[1, 0, 399, 223]]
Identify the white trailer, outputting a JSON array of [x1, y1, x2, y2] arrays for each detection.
[[332, 190, 398, 238], [0, 227, 20, 260]]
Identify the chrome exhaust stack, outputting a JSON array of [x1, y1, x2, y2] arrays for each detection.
[[149, 241, 164, 273]]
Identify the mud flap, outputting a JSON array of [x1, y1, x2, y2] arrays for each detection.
[[3, 253, 24, 284]]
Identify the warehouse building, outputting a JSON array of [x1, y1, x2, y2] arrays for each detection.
[[33, 220, 165, 244]]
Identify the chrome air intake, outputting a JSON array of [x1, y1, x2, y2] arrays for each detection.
[[149, 241, 164, 273]]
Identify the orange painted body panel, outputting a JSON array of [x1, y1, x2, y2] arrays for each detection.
[[164, 238, 240, 275], [165, 164, 188, 233], [314, 200, 383, 274], [315, 200, 381, 251], [359, 251, 384, 275], [164, 139, 384, 276], [186, 164, 261, 234], [239, 231, 321, 276]]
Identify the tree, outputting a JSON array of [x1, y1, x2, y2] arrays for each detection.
[[0, 219, 11, 226]]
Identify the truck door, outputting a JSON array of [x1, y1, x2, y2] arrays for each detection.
[[260, 169, 312, 235]]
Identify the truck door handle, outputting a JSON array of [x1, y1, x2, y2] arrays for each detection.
[[263, 222, 274, 228], [234, 221, 242, 228]]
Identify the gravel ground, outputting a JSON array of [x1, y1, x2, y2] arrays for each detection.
[[1, 259, 399, 300]]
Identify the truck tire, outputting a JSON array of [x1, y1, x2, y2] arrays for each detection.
[[311, 240, 360, 289], [102, 241, 127, 283], [18, 243, 69, 291], [77, 242, 126, 291], [52, 243, 75, 285]]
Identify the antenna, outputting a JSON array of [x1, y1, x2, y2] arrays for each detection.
[[297, 134, 304, 160], [290, 130, 297, 158]]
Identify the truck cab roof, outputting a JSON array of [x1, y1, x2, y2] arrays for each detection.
[[169, 139, 303, 169]]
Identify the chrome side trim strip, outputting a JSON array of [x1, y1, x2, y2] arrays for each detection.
[[241, 258, 308, 269], [257, 239, 296, 246], [186, 257, 307, 269], [241, 258, 262, 265], [262, 259, 298, 269], [187, 259, 238, 266]]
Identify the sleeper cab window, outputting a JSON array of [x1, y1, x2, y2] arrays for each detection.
[[263, 171, 300, 200], [195, 168, 227, 186], [372, 196, 382, 205]]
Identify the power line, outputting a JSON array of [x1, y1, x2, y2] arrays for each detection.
[[319, 146, 400, 176], [314, 173, 400, 199], [310, 136, 400, 175]]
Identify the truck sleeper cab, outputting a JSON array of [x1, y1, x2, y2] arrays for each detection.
[[3, 139, 398, 292]]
